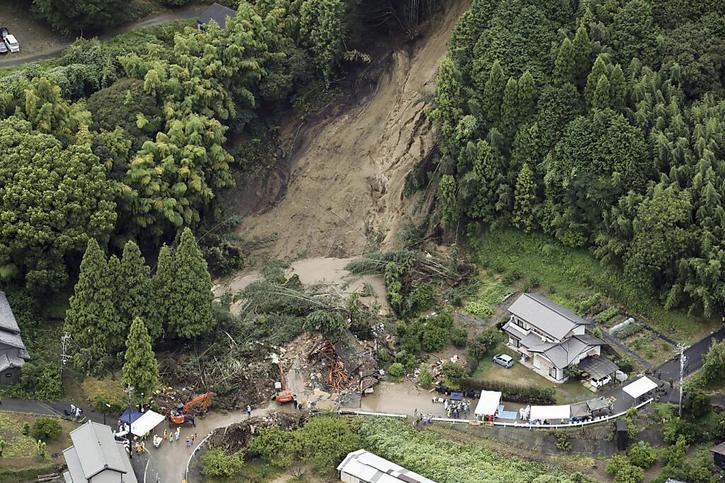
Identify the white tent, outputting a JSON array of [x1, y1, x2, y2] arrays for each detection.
[[529, 404, 570, 421], [130, 410, 165, 437], [474, 390, 502, 417], [623, 376, 658, 399]]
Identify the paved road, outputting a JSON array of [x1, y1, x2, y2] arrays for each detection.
[[0, 4, 208, 67], [654, 326, 725, 381]]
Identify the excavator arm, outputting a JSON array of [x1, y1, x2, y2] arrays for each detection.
[[183, 393, 211, 413]]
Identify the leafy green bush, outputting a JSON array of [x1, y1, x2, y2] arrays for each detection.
[[202, 448, 244, 478], [467, 329, 502, 360], [554, 432, 571, 452], [304, 310, 345, 340], [683, 390, 711, 418], [395, 350, 417, 373], [594, 307, 619, 323], [442, 362, 466, 387], [30, 418, 62, 443], [451, 327, 468, 348], [607, 454, 644, 483], [248, 426, 298, 469], [388, 363, 405, 379], [417, 365, 433, 389], [407, 283, 437, 315], [700, 340, 725, 386], [464, 301, 494, 317], [627, 441, 656, 469], [17, 361, 62, 400]]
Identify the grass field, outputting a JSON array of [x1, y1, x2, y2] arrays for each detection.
[[0, 411, 78, 480], [469, 229, 720, 344]]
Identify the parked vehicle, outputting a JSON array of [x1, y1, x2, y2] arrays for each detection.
[[493, 353, 514, 368], [0, 41, 7, 54], [3, 34, 19, 53], [0, 27, 20, 52]]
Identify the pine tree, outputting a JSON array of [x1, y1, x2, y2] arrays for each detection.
[[117, 241, 157, 340], [572, 23, 592, 82], [122, 317, 159, 404], [439, 175, 459, 229], [517, 70, 536, 120], [513, 163, 537, 233], [585, 55, 608, 105], [609, 64, 627, 110], [167, 228, 214, 339], [554, 37, 576, 84], [151, 244, 174, 340], [64, 239, 122, 375], [592, 75, 611, 110], [501, 77, 519, 136], [482, 60, 505, 128]]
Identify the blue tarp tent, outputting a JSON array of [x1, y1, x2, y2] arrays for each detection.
[[119, 408, 143, 424], [450, 392, 464, 401]]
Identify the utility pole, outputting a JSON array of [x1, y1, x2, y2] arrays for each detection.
[[678, 344, 687, 417], [60, 334, 71, 380], [125, 384, 134, 459]]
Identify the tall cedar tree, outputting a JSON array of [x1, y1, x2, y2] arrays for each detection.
[[572, 23, 592, 83], [439, 175, 459, 229], [585, 56, 608, 106], [482, 60, 506, 128], [166, 228, 214, 339], [513, 163, 537, 233], [593, 76, 612, 110], [501, 77, 519, 137], [64, 239, 122, 375], [554, 38, 576, 84], [151, 245, 174, 339], [122, 317, 159, 404], [117, 241, 157, 340]]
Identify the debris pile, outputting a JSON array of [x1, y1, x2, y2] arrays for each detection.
[[429, 354, 468, 385], [309, 341, 350, 391], [206, 412, 306, 454]]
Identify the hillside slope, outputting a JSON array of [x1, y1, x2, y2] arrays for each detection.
[[235, 0, 470, 259]]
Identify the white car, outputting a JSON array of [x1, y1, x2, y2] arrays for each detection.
[[493, 353, 514, 368], [4, 34, 19, 53]]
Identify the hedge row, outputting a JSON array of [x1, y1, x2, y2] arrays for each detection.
[[438, 380, 556, 405]]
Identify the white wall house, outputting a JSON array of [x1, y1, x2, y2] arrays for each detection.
[[503, 293, 605, 383]]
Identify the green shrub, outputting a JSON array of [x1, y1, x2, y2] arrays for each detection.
[[202, 448, 244, 478], [700, 340, 725, 386], [607, 454, 644, 483], [683, 390, 711, 419], [248, 426, 297, 469], [464, 301, 494, 317], [407, 283, 436, 315], [451, 327, 468, 348], [467, 328, 501, 360], [554, 432, 571, 452], [30, 418, 62, 443], [17, 361, 62, 400], [616, 322, 644, 338], [417, 365, 433, 389], [388, 363, 405, 379], [594, 307, 619, 323], [442, 362, 466, 387], [627, 441, 656, 468]]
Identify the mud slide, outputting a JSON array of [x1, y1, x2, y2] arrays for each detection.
[[236, 0, 470, 260]]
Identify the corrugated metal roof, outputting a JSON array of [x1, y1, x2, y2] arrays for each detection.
[[0, 329, 27, 351], [337, 450, 436, 483], [0, 291, 20, 334], [579, 356, 618, 379], [508, 293, 591, 341]]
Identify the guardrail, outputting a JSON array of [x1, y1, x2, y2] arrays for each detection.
[[339, 397, 654, 430]]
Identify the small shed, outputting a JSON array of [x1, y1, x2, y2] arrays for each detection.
[[474, 390, 502, 420], [197, 3, 237, 29], [579, 355, 618, 386], [711, 441, 725, 470], [623, 376, 658, 401]]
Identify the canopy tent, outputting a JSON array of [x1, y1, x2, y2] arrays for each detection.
[[586, 397, 612, 413], [529, 404, 570, 421], [570, 402, 590, 418], [119, 409, 143, 424], [131, 410, 165, 437], [623, 376, 658, 399], [474, 391, 502, 417], [115, 410, 165, 438]]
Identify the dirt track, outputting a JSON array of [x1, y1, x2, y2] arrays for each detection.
[[236, 0, 471, 260]]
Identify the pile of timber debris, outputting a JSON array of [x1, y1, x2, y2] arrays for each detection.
[[207, 412, 306, 454]]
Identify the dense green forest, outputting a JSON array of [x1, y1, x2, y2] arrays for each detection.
[[431, 0, 725, 317], [0, 0, 443, 293]]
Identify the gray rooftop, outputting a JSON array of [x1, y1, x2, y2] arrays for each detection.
[[578, 355, 618, 379], [0, 329, 27, 351], [197, 3, 236, 29], [0, 291, 20, 334], [508, 293, 591, 340], [0, 353, 26, 372], [63, 421, 136, 483]]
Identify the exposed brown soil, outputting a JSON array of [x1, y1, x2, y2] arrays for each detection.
[[234, 0, 471, 261]]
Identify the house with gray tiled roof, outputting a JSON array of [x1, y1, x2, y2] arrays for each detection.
[[0, 291, 30, 385], [63, 421, 137, 483], [502, 293, 609, 383]]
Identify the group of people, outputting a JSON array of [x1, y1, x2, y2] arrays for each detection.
[[152, 427, 197, 450], [443, 398, 470, 419], [518, 405, 531, 421], [66, 404, 83, 419]]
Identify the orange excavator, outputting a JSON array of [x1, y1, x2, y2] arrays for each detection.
[[169, 392, 212, 426], [273, 364, 295, 404]]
